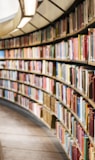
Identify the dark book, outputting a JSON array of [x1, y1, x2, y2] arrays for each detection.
[[92, 76, 95, 102], [89, 108, 94, 138], [84, 135, 89, 160]]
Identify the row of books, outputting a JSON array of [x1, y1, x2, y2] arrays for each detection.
[[4, 37, 20, 48], [0, 81, 95, 159], [1, 45, 55, 59], [17, 95, 42, 118], [56, 63, 95, 99], [18, 84, 43, 103], [29, 102, 42, 118], [1, 46, 54, 60], [5, 47, 42, 59], [56, 83, 80, 105], [0, 71, 55, 95], [43, 92, 56, 115], [0, 30, 42, 49], [1, 83, 95, 144], [42, 60, 56, 76], [0, 87, 94, 160], [1, 26, 53, 48], [55, 0, 95, 35], [41, 26, 54, 42], [3, 90, 17, 102], [54, 16, 68, 38], [55, 100, 95, 140], [0, 70, 57, 97], [28, 30, 42, 45], [1, 29, 95, 62], [20, 31, 41, 47], [0, 79, 43, 103], [55, 35, 89, 61], [56, 121, 95, 160], [1, 63, 95, 104], [0, 70, 17, 80], [42, 108, 53, 128], [43, 88, 95, 140], [0, 87, 53, 127], [3, 45, 55, 59], [5, 60, 42, 73], [1, 77, 95, 140], [1, 64, 95, 103], [0, 79, 18, 91], [17, 73, 43, 88], [3, 60, 95, 97], [56, 121, 81, 160], [54, 29, 95, 62], [2, 59, 95, 95], [55, 35, 88, 61], [42, 77, 55, 94], [0, 88, 43, 120], [69, 0, 87, 33], [0, 32, 94, 63]]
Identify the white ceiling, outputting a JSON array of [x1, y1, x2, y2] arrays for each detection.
[[0, 0, 19, 23], [0, 0, 75, 39]]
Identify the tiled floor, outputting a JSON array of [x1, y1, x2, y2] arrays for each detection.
[[0, 104, 68, 160]]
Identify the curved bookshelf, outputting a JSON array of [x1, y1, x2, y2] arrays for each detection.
[[0, 0, 95, 159]]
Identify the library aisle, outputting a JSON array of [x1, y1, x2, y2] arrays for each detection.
[[0, 104, 68, 160]]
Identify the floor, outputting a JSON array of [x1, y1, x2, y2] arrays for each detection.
[[0, 104, 68, 160]]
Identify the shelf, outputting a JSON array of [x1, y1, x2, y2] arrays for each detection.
[[0, 0, 95, 159], [54, 96, 95, 145], [56, 116, 82, 156], [0, 97, 52, 129], [88, 61, 95, 66], [0, 79, 95, 149], [1, 70, 95, 110], [56, 139, 71, 160]]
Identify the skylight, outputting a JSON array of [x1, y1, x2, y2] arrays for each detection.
[[0, 0, 19, 23]]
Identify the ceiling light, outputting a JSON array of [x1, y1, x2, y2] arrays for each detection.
[[10, 28, 19, 33], [24, 0, 37, 16], [18, 17, 31, 28]]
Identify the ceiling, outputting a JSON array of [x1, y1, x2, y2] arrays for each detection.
[[0, 0, 75, 39]]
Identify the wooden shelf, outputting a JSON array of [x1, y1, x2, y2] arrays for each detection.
[[0, 0, 95, 159]]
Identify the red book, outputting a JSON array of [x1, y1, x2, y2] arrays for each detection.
[[43, 77, 46, 90], [72, 145, 81, 160], [73, 94, 77, 113], [66, 87, 71, 107], [73, 37, 78, 60], [92, 76, 95, 102], [89, 108, 94, 138], [93, 28, 95, 61], [83, 35, 88, 60]]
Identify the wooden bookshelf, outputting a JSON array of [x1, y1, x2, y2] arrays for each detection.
[[1, 0, 95, 159]]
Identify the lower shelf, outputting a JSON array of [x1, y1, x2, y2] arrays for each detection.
[[0, 97, 57, 129]]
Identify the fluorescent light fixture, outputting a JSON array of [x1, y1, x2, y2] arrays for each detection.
[[18, 17, 31, 28], [24, 0, 37, 16], [10, 28, 19, 33]]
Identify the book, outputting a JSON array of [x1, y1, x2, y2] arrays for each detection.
[[0, 50, 4, 58], [84, 135, 89, 160]]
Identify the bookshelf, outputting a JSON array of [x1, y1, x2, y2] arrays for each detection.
[[0, 0, 95, 159]]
